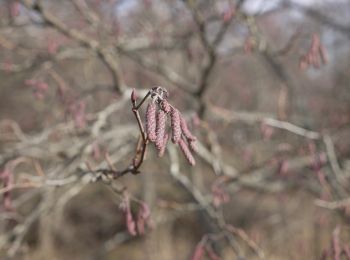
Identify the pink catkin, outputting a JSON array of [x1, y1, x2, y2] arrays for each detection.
[[192, 243, 205, 260], [299, 33, 327, 69], [136, 202, 151, 235], [146, 102, 157, 142], [126, 210, 137, 236], [120, 192, 137, 236], [170, 107, 181, 144], [179, 138, 196, 166], [160, 100, 171, 113], [180, 116, 196, 141], [155, 110, 167, 151], [158, 133, 169, 157]]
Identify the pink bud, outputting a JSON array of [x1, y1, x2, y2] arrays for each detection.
[[222, 7, 235, 23], [37, 81, 49, 91], [131, 88, 137, 103]]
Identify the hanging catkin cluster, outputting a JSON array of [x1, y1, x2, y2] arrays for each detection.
[[299, 33, 327, 70], [145, 87, 197, 165]]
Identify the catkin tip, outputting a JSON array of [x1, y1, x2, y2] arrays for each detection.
[[158, 133, 169, 157], [180, 116, 196, 142], [179, 138, 196, 166]]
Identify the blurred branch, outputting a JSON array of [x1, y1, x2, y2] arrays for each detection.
[[273, 30, 301, 57], [323, 135, 345, 179], [21, 0, 126, 93], [0, 46, 91, 74], [208, 104, 350, 198], [209, 104, 320, 139], [167, 145, 265, 259], [284, 0, 350, 39], [119, 49, 196, 94], [183, 0, 237, 116], [71, 0, 100, 28], [117, 34, 190, 52], [315, 197, 350, 210]]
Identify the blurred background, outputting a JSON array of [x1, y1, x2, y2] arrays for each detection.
[[0, 0, 350, 259]]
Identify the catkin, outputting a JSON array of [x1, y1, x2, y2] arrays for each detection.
[[180, 116, 196, 141], [155, 110, 167, 151], [146, 102, 157, 142], [160, 100, 171, 113], [178, 138, 196, 166], [170, 107, 181, 144]]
